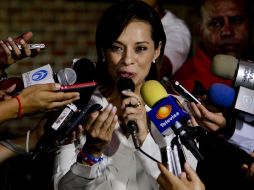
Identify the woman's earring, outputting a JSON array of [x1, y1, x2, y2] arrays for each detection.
[[152, 59, 156, 63]]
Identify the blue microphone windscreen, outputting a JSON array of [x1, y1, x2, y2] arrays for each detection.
[[208, 83, 235, 109]]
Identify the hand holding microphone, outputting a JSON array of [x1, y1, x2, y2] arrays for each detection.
[[0, 64, 77, 96], [121, 90, 148, 147], [0, 63, 80, 124], [141, 80, 203, 161], [212, 54, 254, 89], [18, 83, 80, 115], [0, 32, 43, 75], [189, 83, 254, 174], [0, 83, 80, 124], [117, 77, 148, 149], [32, 58, 100, 159]]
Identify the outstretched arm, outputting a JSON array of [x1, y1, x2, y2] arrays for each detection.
[[0, 31, 41, 68], [0, 83, 80, 123]]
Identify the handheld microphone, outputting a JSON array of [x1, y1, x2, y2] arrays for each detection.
[[22, 64, 76, 87], [71, 58, 97, 107], [49, 58, 97, 132], [141, 80, 204, 161], [208, 83, 254, 122], [32, 58, 98, 159], [0, 65, 77, 95], [117, 77, 140, 149], [207, 83, 236, 109], [212, 54, 254, 89]]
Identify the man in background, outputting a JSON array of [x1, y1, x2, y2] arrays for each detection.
[[172, 0, 254, 189], [141, 0, 191, 82]]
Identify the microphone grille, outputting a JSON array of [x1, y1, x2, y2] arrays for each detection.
[[212, 54, 238, 79], [57, 68, 77, 85], [208, 83, 235, 108], [141, 80, 167, 107], [117, 77, 135, 94]]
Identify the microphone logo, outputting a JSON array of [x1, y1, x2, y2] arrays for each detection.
[[242, 95, 254, 112], [148, 95, 190, 135], [234, 86, 254, 115], [32, 69, 48, 81], [156, 105, 172, 119], [243, 95, 252, 105]]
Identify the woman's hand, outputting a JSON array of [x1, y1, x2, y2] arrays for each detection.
[[82, 104, 118, 156], [121, 90, 148, 144], [157, 162, 205, 190], [189, 102, 226, 132], [18, 83, 80, 115], [63, 124, 84, 145]]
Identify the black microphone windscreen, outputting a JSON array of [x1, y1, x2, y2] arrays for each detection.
[[117, 77, 135, 94], [72, 58, 96, 84], [72, 58, 97, 107], [116, 77, 140, 148]]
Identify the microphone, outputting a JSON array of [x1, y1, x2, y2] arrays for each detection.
[[0, 64, 77, 95], [207, 83, 236, 109], [49, 58, 98, 133], [208, 83, 254, 122], [212, 54, 254, 89], [117, 77, 140, 149], [32, 58, 98, 159], [141, 80, 204, 161], [22, 64, 76, 87], [203, 84, 254, 166]]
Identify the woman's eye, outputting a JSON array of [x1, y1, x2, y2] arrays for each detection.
[[135, 46, 147, 53], [110, 45, 123, 52]]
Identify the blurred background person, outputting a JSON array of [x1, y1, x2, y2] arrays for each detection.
[[170, 0, 254, 189], [140, 0, 191, 82], [171, 0, 252, 92]]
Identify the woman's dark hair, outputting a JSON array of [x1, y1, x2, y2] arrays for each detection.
[[95, 0, 166, 86]]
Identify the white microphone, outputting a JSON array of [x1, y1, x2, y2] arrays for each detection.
[[22, 64, 76, 87], [212, 54, 254, 89]]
